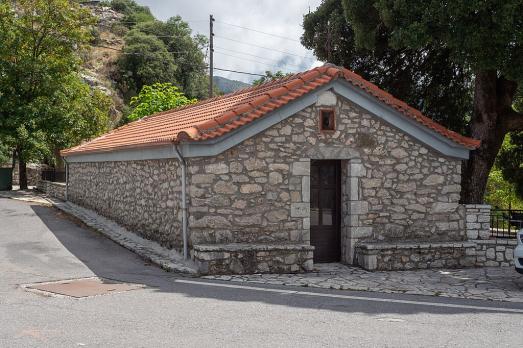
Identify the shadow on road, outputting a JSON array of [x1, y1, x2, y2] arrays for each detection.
[[30, 203, 523, 316]]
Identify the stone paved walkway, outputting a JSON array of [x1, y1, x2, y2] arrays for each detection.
[[203, 263, 523, 303]]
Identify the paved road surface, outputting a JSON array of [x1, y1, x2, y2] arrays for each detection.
[[1, 197, 522, 347]]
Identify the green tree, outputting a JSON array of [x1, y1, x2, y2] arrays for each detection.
[[302, 0, 472, 133], [44, 75, 111, 160], [116, 30, 178, 99], [125, 82, 196, 122], [303, 0, 523, 203], [485, 166, 523, 209], [116, 16, 209, 100], [107, 0, 155, 26], [497, 132, 523, 198], [135, 17, 209, 99], [253, 71, 293, 86], [0, 0, 96, 189]]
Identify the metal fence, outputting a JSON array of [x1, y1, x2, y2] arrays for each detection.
[[490, 208, 523, 238], [41, 169, 66, 183]]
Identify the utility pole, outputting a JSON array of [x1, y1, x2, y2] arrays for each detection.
[[209, 14, 215, 98]]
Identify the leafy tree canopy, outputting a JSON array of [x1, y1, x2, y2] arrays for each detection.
[[105, 0, 155, 26], [126, 82, 196, 122], [302, 0, 473, 133], [117, 30, 178, 98], [135, 17, 209, 98], [115, 13, 209, 101], [303, 0, 523, 203], [252, 71, 294, 86], [0, 0, 110, 187]]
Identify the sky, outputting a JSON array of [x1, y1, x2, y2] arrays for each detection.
[[135, 0, 324, 83]]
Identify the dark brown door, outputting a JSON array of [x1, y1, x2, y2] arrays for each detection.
[[310, 160, 341, 262]]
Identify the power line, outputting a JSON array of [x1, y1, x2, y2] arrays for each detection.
[[214, 67, 266, 77], [215, 20, 301, 43], [214, 46, 303, 67], [215, 35, 316, 61], [214, 51, 299, 72]]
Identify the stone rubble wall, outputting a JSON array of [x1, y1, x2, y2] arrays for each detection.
[[67, 160, 183, 250], [193, 243, 314, 275], [37, 180, 66, 201], [471, 239, 517, 267], [186, 92, 465, 256], [65, 91, 467, 273], [12, 163, 47, 186], [355, 242, 476, 271], [465, 204, 491, 239]]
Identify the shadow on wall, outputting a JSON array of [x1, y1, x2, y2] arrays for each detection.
[[30, 204, 523, 317]]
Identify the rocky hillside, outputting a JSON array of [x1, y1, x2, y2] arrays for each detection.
[[81, 2, 126, 124]]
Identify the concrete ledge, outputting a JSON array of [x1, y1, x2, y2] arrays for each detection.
[[356, 241, 476, 271], [193, 243, 314, 275], [358, 241, 476, 251], [194, 243, 315, 252]]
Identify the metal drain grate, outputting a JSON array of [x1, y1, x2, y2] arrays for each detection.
[[24, 277, 145, 298]]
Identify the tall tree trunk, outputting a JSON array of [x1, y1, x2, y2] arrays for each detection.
[[460, 71, 521, 203], [18, 158, 28, 190]]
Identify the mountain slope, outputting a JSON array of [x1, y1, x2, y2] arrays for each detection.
[[213, 76, 251, 94]]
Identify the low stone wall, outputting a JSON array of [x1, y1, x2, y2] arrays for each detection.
[[471, 239, 517, 267], [355, 241, 476, 271], [12, 163, 47, 186], [37, 180, 66, 200], [465, 204, 491, 239], [193, 243, 314, 275]]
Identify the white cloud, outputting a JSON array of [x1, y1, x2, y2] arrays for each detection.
[[135, 0, 324, 83]]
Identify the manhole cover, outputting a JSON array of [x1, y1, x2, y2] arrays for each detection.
[[23, 277, 145, 298]]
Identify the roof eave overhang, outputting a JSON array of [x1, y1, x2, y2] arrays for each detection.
[[64, 80, 472, 163]]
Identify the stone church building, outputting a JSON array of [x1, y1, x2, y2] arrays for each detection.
[[61, 65, 481, 274]]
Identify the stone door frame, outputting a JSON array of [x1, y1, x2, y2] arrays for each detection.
[[293, 148, 369, 265]]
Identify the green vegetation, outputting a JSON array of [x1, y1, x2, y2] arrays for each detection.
[[0, 0, 111, 188], [485, 167, 523, 210], [105, 0, 155, 25], [252, 71, 293, 86], [126, 83, 196, 122], [303, 0, 523, 204], [110, 1, 209, 101]]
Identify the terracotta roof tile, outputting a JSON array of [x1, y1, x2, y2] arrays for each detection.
[[61, 65, 480, 156]]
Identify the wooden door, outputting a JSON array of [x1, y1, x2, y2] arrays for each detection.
[[310, 160, 341, 262]]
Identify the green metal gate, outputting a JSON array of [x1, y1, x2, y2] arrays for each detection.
[[0, 168, 13, 190]]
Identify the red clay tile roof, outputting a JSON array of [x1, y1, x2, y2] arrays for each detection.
[[61, 65, 480, 156]]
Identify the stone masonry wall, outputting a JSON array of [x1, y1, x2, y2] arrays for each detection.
[[472, 239, 516, 267], [356, 241, 476, 271], [186, 91, 465, 258], [37, 180, 66, 200], [193, 244, 314, 275], [465, 204, 491, 240], [68, 160, 183, 250]]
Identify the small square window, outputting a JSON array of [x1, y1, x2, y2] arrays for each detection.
[[320, 109, 335, 131]]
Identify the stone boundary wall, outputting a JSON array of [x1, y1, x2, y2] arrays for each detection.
[[67, 160, 183, 250], [356, 238, 518, 271], [355, 242, 476, 271], [465, 204, 491, 239], [471, 239, 517, 267], [193, 243, 314, 275], [12, 163, 48, 186], [37, 180, 66, 200]]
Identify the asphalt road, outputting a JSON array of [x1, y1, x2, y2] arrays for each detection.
[[1, 197, 522, 347]]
